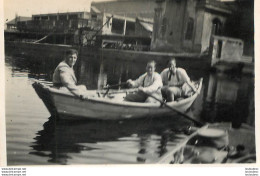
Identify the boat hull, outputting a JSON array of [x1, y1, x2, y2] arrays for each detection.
[[33, 79, 203, 120], [52, 93, 195, 120]]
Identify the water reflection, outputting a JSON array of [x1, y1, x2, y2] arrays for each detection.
[[202, 74, 254, 127], [30, 116, 193, 164]]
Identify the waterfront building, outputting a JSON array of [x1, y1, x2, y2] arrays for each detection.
[[131, 17, 153, 40], [151, 0, 235, 53], [90, 0, 156, 49], [6, 16, 32, 31], [224, 0, 254, 57], [17, 11, 90, 33], [91, 0, 156, 19], [89, 12, 152, 50], [4, 0, 253, 58]]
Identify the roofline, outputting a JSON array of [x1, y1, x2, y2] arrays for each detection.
[[91, 0, 151, 4], [212, 35, 243, 43], [103, 12, 136, 22], [6, 16, 32, 24], [136, 17, 154, 24], [32, 11, 90, 17], [196, 1, 233, 15], [205, 4, 232, 14], [91, 0, 117, 4]]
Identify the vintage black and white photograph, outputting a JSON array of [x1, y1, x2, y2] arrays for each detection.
[[2, 0, 256, 166]]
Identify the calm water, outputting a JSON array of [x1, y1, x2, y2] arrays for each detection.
[[5, 51, 254, 165]]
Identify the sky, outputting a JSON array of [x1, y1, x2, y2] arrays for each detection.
[[3, 0, 112, 22]]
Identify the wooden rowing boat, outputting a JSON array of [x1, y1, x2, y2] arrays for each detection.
[[32, 78, 203, 120]]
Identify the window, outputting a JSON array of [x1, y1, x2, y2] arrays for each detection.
[[59, 15, 67, 21], [91, 14, 97, 20], [69, 14, 78, 20], [216, 40, 223, 58], [212, 18, 222, 35], [185, 18, 194, 40], [161, 17, 167, 37], [41, 16, 48, 20], [161, 17, 167, 36], [111, 18, 124, 34], [125, 21, 135, 35], [49, 16, 57, 21]]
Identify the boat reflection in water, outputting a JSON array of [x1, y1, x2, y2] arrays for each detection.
[[30, 115, 194, 165]]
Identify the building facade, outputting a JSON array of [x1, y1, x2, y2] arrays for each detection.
[[91, 0, 156, 19], [89, 1, 155, 50], [151, 0, 233, 53], [90, 0, 155, 37], [17, 12, 90, 33], [6, 16, 32, 31]]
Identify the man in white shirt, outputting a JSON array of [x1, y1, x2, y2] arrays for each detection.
[[125, 61, 163, 103], [160, 58, 197, 101]]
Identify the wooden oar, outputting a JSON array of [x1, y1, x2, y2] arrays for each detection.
[[103, 82, 127, 89], [142, 91, 204, 127], [102, 82, 127, 97]]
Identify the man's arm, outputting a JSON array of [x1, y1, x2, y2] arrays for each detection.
[[127, 74, 145, 88], [142, 74, 163, 94], [60, 70, 82, 97], [181, 69, 197, 93], [186, 80, 197, 93]]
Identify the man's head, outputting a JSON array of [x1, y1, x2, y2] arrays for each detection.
[[146, 60, 156, 76], [65, 49, 78, 67], [168, 58, 177, 73]]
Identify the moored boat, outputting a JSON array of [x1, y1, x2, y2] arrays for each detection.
[[32, 78, 203, 120], [155, 123, 256, 164]]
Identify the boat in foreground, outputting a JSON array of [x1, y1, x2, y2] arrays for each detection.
[[32, 78, 203, 120], [154, 122, 256, 164]]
